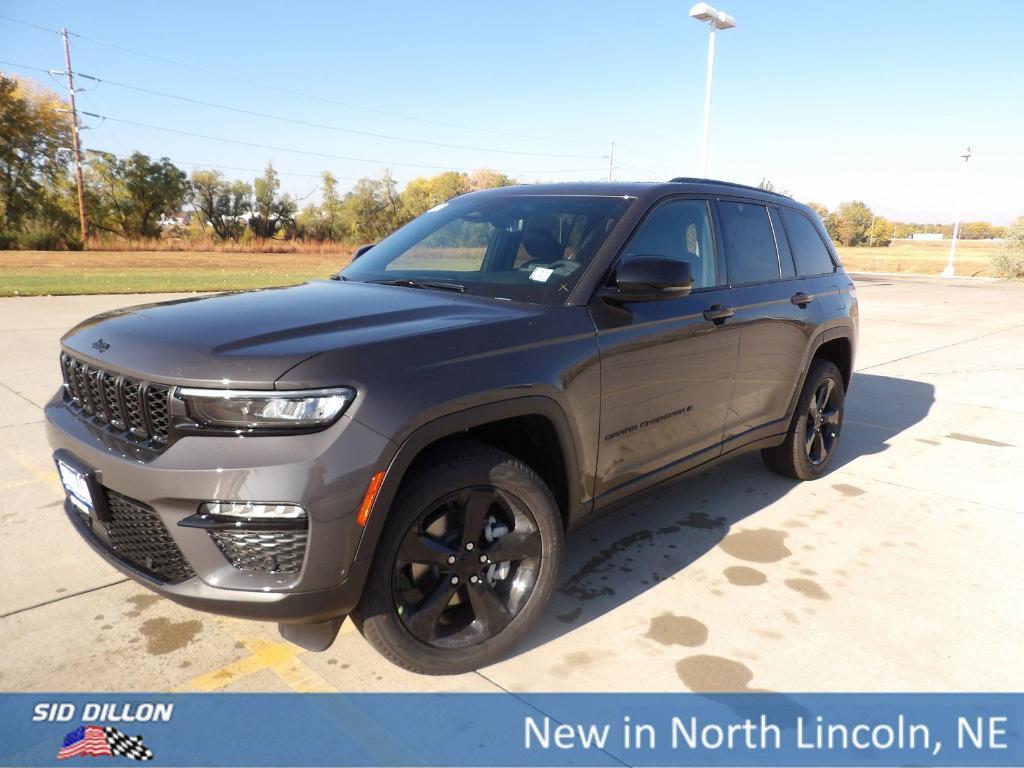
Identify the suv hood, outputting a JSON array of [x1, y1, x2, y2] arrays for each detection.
[[62, 280, 541, 388]]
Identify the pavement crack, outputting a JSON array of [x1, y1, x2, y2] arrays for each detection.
[[0, 380, 44, 411], [856, 321, 1024, 373], [0, 578, 130, 619]]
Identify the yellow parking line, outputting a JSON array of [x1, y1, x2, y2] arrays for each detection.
[[174, 625, 344, 693], [1, 445, 62, 491], [171, 652, 269, 692]]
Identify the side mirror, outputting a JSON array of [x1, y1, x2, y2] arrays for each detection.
[[352, 243, 376, 260], [601, 256, 694, 303]]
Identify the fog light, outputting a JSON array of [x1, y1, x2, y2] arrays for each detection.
[[200, 502, 306, 520]]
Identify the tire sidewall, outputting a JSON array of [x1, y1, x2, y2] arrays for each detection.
[[792, 361, 845, 480], [357, 450, 562, 674]]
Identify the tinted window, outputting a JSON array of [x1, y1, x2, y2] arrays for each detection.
[[621, 199, 717, 289], [781, 208, 835, 276], [769, 207, 797, 279], [343, 195, 632, 304], [718, 201, 781, 284]]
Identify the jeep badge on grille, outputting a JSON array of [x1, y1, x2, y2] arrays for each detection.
[[91, 338, 110, 353]]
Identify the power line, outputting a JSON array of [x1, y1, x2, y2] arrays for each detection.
[[72, 72, 603, 160], [56, 24, 606, 147], [0, 13, 60, 35], [78, 110, 606, 175], [86, 147, 368, 182]]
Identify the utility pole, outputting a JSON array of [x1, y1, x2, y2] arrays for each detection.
[[941, 146, 972, 278], [61, 27, 88, 245], [608, 141, 615, 182]]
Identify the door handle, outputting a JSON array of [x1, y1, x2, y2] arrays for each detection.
[[791, 292, 816, 307], [703, 304, 735, 324]]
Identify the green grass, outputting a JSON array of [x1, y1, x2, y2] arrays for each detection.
[[0, 250, 350, 296]]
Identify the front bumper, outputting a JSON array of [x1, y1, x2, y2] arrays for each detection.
[[45, 391, 395, 623]]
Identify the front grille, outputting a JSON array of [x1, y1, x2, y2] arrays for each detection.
[[210, 530, 308, 574], [100, 490, 195, 584], [60, 353, 171, 446]]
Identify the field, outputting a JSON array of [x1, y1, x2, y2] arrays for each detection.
[[0, 240, 1007, 296], [0, 250, 352, 296], [836, 239, 1001, 277]]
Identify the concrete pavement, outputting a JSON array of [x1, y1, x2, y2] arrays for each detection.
[[1, 276, 1021, 692]]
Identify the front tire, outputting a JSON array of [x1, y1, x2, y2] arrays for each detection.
[[762, 359, 845, 480], [353, 441, 562, 675]]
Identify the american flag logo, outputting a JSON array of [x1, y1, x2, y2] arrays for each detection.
[[57, 725, 154, 761]]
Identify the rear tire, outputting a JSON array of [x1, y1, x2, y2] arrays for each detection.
[[353, 441, 562, 675], [762, 359, 845, 481]]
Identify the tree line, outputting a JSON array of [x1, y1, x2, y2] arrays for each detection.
[[0, 73, 1015, 252]]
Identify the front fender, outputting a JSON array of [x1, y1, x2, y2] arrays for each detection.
[[350, 395, 589, 569]]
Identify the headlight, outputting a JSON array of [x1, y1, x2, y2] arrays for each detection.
[[176, 387, 355, 430]]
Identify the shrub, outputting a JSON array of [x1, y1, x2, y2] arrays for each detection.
[[993, 216, 1024, 279]]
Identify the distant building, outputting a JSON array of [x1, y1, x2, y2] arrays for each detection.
[[910, 232, 943, 241], [159, 211, 193, 228]]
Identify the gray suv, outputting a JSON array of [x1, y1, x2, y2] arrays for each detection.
[[46, 179, 858, 674]]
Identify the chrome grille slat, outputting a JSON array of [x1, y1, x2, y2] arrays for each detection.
[[58, 353, 172, 449]]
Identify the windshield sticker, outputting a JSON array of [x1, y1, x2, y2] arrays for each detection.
[[529, 267, 554, 283]]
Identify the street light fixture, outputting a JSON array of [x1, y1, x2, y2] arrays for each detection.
[[689, 2, 736, 177], [941, 145, 973, 278]]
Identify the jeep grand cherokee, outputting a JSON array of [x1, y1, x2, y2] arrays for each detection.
[[46, 178, 857, 674]]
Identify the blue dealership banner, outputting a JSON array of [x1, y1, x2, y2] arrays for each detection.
[[0, 693, 1020, 767]]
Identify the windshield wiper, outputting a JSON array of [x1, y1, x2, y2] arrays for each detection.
[[367, 278, 464, 293]]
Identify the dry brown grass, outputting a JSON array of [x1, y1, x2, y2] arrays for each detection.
[[85, 233, 354, 255], [837, 239, 1001, 277]]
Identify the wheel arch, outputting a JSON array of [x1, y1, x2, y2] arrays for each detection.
[[785, 327, 855, 421], [352, 396, 585, 566]]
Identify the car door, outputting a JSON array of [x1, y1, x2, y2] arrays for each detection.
[[589, 196, 741, 498], [715, 198, 825, 443]]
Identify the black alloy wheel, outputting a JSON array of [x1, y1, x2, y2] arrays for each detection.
[[394, 486, 541, 648], [805, 377, 842, 465]]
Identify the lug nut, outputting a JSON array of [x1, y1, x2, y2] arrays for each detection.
[[447, 555, 457, 564], [469, 575, 479, 584], [466, 542, 475, 551], [450, 576, 459, 585], [479, 554, 488, 563]]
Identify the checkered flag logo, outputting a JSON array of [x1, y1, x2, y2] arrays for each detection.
[[105, 727, 154, 761], [57, 725, 154, 761]]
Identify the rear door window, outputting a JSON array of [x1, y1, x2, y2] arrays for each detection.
[[781, 207, 836, 276], [718, 200, 781, 285]]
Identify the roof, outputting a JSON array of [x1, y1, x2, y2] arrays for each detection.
[[469, 178, 796, 204]]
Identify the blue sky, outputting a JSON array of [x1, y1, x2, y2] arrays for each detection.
[[2, 1, 1022, 222]]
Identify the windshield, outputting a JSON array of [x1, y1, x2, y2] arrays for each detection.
[[340, 194, 634, 304]]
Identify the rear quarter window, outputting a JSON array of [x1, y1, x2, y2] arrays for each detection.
[[781, 208, 836, 276]]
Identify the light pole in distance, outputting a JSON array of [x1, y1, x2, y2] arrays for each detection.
[[689, 2, 736, 177], [941, 146, 972, 278]]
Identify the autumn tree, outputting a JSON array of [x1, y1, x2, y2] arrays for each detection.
[[189, 169, 251, 240], [0, 74, 78, 247], [249, 163, 297, 238], [85, 151, 188, 238], [342, 171, 402, 243]]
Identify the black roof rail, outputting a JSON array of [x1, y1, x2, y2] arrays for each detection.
[[668, 177, 794, 200]]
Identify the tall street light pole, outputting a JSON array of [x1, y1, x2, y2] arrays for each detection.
[[941, 146, 972, 278], [689, 3, 736, 177]]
